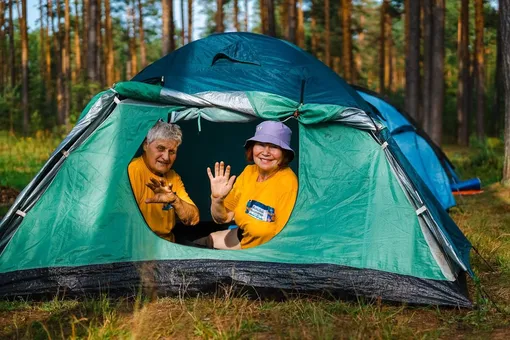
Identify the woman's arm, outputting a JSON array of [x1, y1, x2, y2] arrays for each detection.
[[208, 161, 236, 224], [210, 196, 234, 224]]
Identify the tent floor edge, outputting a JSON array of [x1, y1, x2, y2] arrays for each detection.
[[0, 260, 472, 308]]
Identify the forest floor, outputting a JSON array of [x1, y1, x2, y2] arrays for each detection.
[[0, 132, 509, 339]]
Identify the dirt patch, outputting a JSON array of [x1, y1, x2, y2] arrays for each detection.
[[0, 186, 19, 205]]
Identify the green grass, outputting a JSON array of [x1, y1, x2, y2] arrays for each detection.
[[0, 131, 62, 190], [0, 133, 509, 338]]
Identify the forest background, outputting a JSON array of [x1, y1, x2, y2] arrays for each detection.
[[0, 0, 509, 183]]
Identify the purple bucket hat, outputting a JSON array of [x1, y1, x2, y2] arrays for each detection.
[[244, 121, 294, 158]]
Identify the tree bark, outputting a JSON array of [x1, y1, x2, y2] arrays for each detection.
[[429, 0, 445, 145], [260, 0, 267, 34], [128, 4, 138, 78], [457, 0, 469, 146], [180, 0, 185, 44], [296, 0, 304, 48], [64, 0, 71, 127], [324, 0, 331, 67], [105, 0, 114, 85], [95, 0, 103, 86], [188, 0, 193, 41], [87, 0, 97, 81], [405, 0, 420, 120], [311, 1, 318, 56], [494, 6, 503, 136], [354, 13, 365, 84], [287, 0, 296, 44], [265, 0, 275, 37], [138, 0, 147, 67], [216, 0, 224, 33], [341, 0, 353, 83], [20, 0, 29, 134], [244, 0, 248, 31], [8, 0, 15, 89], [501, 0, 510, 186], [56, 0, 65, 126], [475, 0, 485, 140], [83, 0, 88, 77], [162, 0, 175, 54], [0, 1, 6, 92], [234, 0, 240, 31], [73, 0, 82, 82], [379, 0, 388, 93]]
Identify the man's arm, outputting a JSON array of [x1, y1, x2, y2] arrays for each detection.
[[172, 196, 200, 225], [145, 178, 199, 226]]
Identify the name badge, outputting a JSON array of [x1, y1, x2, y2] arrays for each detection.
[[245, 200, 275, 222]]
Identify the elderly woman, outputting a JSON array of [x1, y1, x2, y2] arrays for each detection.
[[204, 121, 298, 249]]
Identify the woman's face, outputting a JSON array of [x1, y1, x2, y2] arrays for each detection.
[[252, 142, 283, 174]]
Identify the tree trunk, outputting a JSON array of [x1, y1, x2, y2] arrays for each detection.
[[87, 0, 97, 81], [95, 0, 103, 86], [234, 0, 240, 31], [39, 0, 45, 91], [188, 0, 193, 41], [311, 1, 318, 56], [324, 0, 330, 67], [260, 0, 267, 34], [0, 1, 6, 92], [475, 0, 485, 140], [287, 0, 296, 44], [422, 0, 432, 133], [8, 0, 15, 89], [296, 0, 304, 48], [20, 0, 29, 134], [162, 0, 169, 54], [56, 0, 65, 126], [45, 0, 52, 107], [405, 0, 420, 120], [73, 0, 81, 82], [128, 4, 138, 78], [279, 0, 288, 38], [341, 0, 353, 83], [244, 0, 248, 31], [216, 0, 224, 33], [379, 0, 388, 93], [429, 0, 445, 145], [457, 0, 469, 146], [265, 0, 275, 37], [494, 7, 503, 136], [502, 0, 510, 186], [83, 0, 88, 77], [180, 0, 185, 45], [138, 0, 147, 67], [64, 0, 71, 127], [162, 0, 175, 54], [354, 13, 365, 84], [104, 0, 113, 85]]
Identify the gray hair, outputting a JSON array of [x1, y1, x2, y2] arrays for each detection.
[[146, 121, 183, 146]]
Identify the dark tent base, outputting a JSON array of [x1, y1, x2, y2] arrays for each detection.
[[0, 260, 471, 308]]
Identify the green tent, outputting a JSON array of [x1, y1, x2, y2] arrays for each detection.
[[0, 33, 472, 307]]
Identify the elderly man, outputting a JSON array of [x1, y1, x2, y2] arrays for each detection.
[[128, 121, 199, 242]]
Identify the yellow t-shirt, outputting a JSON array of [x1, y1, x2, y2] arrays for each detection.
[[224, 164, 298, 249], [128, 156, 196, 241]]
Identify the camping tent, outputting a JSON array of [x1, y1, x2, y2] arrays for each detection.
[[0, 33, 472, 307], [355, 87, 481, 209], [355, 87, 456, 210]]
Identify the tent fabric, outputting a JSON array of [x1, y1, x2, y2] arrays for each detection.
[[357, 89, 456, 210], [0, 33, 473, 307]]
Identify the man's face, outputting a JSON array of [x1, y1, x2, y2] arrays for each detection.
[[142, 139, 179, 176]]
